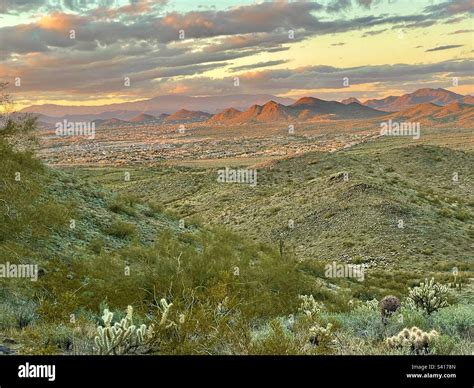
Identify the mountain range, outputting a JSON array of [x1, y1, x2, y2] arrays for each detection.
[[389, 102, 474, 125], [210, 98, 385, 124], [21, 94, 295, 117], [21, 88, 474, 127], [363, 88, 474, 112]]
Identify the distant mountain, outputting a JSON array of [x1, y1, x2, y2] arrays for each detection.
[[210, 97, 386, 123], [290, 97, 385, 119], [363, 88, 472, 112], [209, 107, 242, 122], [390, 101, 474, 125], [92, 118, 128, 127], [164, 109, 212, 123], [21, 94, 295, 116], [340, 97, 361, 105], [28, 111, 141, 124], [157, 113, 170, 121], [129, 113, 157, 123], [460, 95, 474, 105]]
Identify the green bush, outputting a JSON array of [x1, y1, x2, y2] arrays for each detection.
[[106, 220, 137, 239], [332, 309, 384, 341], [0, 303, 16, 330], [431, 304, 474, 339]]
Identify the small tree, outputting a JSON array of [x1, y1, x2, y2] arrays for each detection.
[[0, 82, 37, 138]]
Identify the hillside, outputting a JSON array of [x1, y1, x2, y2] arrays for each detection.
[[93, 117, 128, 127], [390, 102, 474, 125], [129, 113, 157, 123], [364, 88, 472, 112], [84, 139, 474, 269], [165, 109, 213, 123]]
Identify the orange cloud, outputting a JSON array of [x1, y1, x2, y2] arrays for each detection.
[[37, 12, 81, 31], [162, 12, 215, 30]]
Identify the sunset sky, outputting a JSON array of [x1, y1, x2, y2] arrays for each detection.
[[0, 0, 472, 109]]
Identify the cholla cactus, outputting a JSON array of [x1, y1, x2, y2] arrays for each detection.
[[353, 298, 379, 313], [158, 298, 174, 327], [94, 305, 154, 355], [386, 326, 439, 354], [309, 323, 334, 350], [298, 295, 324, 318], [407, 278, 449, 315]]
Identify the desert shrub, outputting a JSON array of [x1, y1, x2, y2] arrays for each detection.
[[391, 306, 429, 333], [15, 323, 75, 355], [250, 319, 301, 355], [107, 194, 138, 216], [454, 210, 470, 221], [37, 291, 78, 324], [106, 220, 137, 239], [0, 303, 16, 329], [89, 237, 105, 254], [148, 200, 164, 214], [333, 307, 384, 341], [13, 299, 38, 329], [431, 304, 474, 339], [430, 335, 459, 355], [0, 294, 38, 329], [438, 208, 452, 218], [407, 278, 450, 315], [143, 200, 165, 218]]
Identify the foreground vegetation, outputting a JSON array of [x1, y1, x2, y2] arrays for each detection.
[[0, 106, 472, 355]]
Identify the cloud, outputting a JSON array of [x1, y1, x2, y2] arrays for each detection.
[[231, 60, 289, 72], [19, 58, 474, 99], [0, 0, 48, 14], [362, 28, 387, 37], [1, 1, 472, 104], [0, 0, 168, 14], [426, 44, 464, 52], [424, 0, 474, 17], [326, 0, 352, 13], [0, 1, 451, 58], [449, 29, 474, 34], [356, 0, 380, 9]]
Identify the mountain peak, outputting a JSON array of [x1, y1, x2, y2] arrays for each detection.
[[364, 87, 467, 112], [341, 97, 361, 105], [129, 113, 156, 122], [165, 109, 212, 123], [293, 97, 322, 106]]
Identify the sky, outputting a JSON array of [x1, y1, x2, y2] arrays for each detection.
[[0, 0, 473, 109]]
